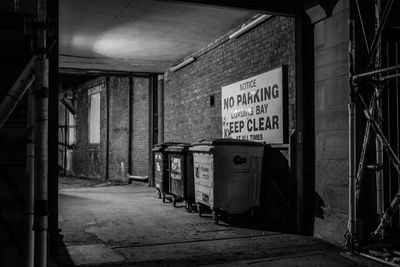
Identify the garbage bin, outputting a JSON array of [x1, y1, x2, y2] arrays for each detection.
[[165, 144, 196, 211], [153, 142, 180, 202], [189, 139, 264, 224]]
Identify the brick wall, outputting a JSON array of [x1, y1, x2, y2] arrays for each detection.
[[131, 77, 150, 177], [73, 75, 153, 180], [74, 77, 107, 179], [164, 16, 296, 143], [108, 77, 130, 180]]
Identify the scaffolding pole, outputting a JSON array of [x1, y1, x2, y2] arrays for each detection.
[[349, 0, 400, 245], [374, 0, 385, 219], [346, 2, 357, 249], [33, 0, 49, 266], [25, 89, 35, 267], [0, 57, 36, 129]]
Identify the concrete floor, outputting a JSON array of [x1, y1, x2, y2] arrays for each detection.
[[55, 178, 381, 267]]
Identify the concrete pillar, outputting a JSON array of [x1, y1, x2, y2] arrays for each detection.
[[310, 0, 351, 245]]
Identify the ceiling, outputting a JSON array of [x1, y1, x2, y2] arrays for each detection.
[[59, 0, 257, 73]]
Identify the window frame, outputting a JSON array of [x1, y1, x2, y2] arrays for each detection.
[[88, 85, 102, 145]]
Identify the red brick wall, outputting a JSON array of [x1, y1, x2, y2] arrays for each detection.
[[164, 16, 296, 143]]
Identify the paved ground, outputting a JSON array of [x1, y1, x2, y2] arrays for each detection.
[[54, 178, 383, 267]]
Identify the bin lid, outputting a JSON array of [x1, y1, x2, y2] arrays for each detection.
[[192, 138, 264, 147], [152, 142, 185, 151], [165, 143, 190, 152], [189, 145, 214, 152]]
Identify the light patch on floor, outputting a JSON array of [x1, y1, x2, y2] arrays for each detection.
[[249, 254, 356, 267], [189, 222, 232, 232], [67, 243, 125, 266]]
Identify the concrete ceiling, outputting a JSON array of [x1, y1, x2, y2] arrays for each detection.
[[59, 0, 257, 73]]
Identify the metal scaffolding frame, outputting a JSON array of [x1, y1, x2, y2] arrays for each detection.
[[347, 0, 400, 257]]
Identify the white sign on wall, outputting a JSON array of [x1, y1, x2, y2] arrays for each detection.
[[221, 66, 286, 144]]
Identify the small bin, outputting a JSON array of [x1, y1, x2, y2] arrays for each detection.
[[189, 139, 264, 224], [152, 142, 180, 202], [165, 144, 195, 211]]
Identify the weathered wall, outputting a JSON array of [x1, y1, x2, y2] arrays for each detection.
[[73, 75, 152, 180], [108, 77, 130, 181], [131, 77, 150, 177], [164, 16, 296, 142], [74, 77, 107, 179], [313, 0, 350, 245]]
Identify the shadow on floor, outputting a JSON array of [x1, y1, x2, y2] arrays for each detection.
[[52, 238, 75, 267]]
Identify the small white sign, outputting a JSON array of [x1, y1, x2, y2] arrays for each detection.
[[170, 157, 182, 180], [221, 66, 285, 144]]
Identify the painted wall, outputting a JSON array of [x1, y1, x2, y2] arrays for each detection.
[[164, 16, 296, 143]]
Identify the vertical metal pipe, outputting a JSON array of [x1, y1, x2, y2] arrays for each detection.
[[106, 76, 110, 180], [386, 42, 392, 217], [347, 3, 357, 249], [375, 0, 385, 217], [349, 99, 357, 244], [295, 7, 305, 234], [33, 0, 48, 265], [396, 42, 400, 226], [128, 76, 133, 175], [157, 74, 164, 144], [64, 105, 68, 175], [33, 57, 49, 267], [25, 89, 35, 267], [148, 76, 154, 187]]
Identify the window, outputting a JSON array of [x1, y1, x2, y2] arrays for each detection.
[[88, 86, 101, 144], [68, 112, 76, 145]]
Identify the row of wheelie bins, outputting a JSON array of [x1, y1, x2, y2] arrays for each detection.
[[153, 139, 291, 225]]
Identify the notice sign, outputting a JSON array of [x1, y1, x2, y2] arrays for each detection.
[[222, 66, 286, 144], [170, 157, 182, 180]]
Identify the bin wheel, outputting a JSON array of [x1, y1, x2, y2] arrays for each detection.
[[185, 201, 192, 213], [250, 206, 260, 218], [157, 189, 161, 199], [197, 204, 202, 217], [213, 211, 219, 225], [173, 197, 177, 207], [162, 193, 166, 203]]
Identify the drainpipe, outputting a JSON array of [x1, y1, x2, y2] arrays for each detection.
[[25, 90, 35, 267], [106, 77, 110, 180], [0, 56, 36, 129], [33, 0, 49, 265], [157, 74, 164, 144]]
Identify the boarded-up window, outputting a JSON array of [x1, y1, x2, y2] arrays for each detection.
[[88, 86, 101, 144]]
